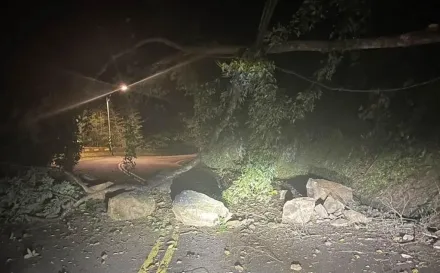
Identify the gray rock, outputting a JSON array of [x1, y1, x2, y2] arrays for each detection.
[[225, 220, 243, 228], [402, 234, 415, 242], [433, 240, 440, 250], [290, 262, 302, 271], [282, 197, 315, 225], [314, 204, 329, 219], [172, 190, 231, 227], [343, 209, 371, 224], [107, 191, 156, 220], [323, 195, 345, 214], [279, 190, 288, 200], [330, 218, 350, 227], [306, 178, 353, 204]]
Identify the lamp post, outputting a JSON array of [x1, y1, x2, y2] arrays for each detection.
[[106, 95, 113, 155], [106, 83, 129, 156]]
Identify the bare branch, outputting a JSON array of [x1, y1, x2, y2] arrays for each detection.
[[63, 170, 94, 193], [276, 65, 440, 93], [267, 29, 440, 53], [95, 37, 187, 78], [103, 29, 440, 69]]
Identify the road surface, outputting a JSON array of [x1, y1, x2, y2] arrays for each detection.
[[74, 155, 197, 184], [1, 155, 440, 273]]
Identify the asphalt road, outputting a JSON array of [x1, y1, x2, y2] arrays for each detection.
[[74, 155, 197, 184], [1, 155, 440, 273]]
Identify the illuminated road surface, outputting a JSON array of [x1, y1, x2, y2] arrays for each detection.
[[1, 155, 440, 273], [74, 155, 197, 184]]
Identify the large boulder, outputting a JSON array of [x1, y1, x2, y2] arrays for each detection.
[[107, 191, 156, 220], [306, 178, 354, 204], [282, 197, 316, 225], [172, 190, 231, 227]]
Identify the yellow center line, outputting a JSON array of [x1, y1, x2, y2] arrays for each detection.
[[156, 227, 180, 273], [138, 237, 164, 273]]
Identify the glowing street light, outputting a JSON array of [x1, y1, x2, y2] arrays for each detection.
[[119, 83, 128, 92]]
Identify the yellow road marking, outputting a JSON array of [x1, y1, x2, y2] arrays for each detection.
[[156, 228, 180, 273], [138, 237, 164, 273]]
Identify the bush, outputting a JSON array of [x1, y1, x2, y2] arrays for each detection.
[[222, 162, 277, 205], [0, 168, 83, 223]]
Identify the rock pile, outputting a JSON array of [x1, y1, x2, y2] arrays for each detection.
[[282, 178, 371, 226]]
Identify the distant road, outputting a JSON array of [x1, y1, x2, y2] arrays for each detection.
[[74, 154, 197, 183]]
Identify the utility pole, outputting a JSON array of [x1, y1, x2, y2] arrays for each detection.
[[106, 96, 114, 155]]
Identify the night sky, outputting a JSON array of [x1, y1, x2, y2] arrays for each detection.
[[6, 0, 438, 75], [2, 0, 440, 129]]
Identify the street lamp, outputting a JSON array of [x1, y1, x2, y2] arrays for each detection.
[[119, 83, 128, 92], [106, 83, 129, 156], [106, 96, 113, 155]]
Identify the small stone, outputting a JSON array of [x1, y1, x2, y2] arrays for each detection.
[[101, 252, 108, 260], [224, 249, 231, 256], [330, 218, 350, 227], [402, 234, 414, 242], [234, 262, 244, 272], [433, 240, 440, 249], [290, 261, 302, 271], [249, 224, 256, 230], [401, 253, 412, 259], [226, 220, 242, 229], [324, 241, 332, 246], [176, 259, 182, 264], [280, 190, 288, 200]]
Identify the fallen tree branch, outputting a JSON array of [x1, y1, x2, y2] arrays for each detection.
[[96, 27, 440, 79], [267, 28, 440, 53], [59, 184, 143, 219], [57, 170, 148, 219]]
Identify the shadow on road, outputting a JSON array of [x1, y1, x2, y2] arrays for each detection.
[[170, 167, 222, 201]]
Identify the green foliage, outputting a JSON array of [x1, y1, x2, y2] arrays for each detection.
[[123, 111, 144, 169], [78, 107, 125, 148], [177, 80, 225, 149], [50, 115, 83, 171], [266, 0, 370, 45], [141, 132, 172, 151], [202, 136, 245, 172], [223, 162, 277, 205], [212, 59, 319, 201], [0, 168, 83, 223]]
